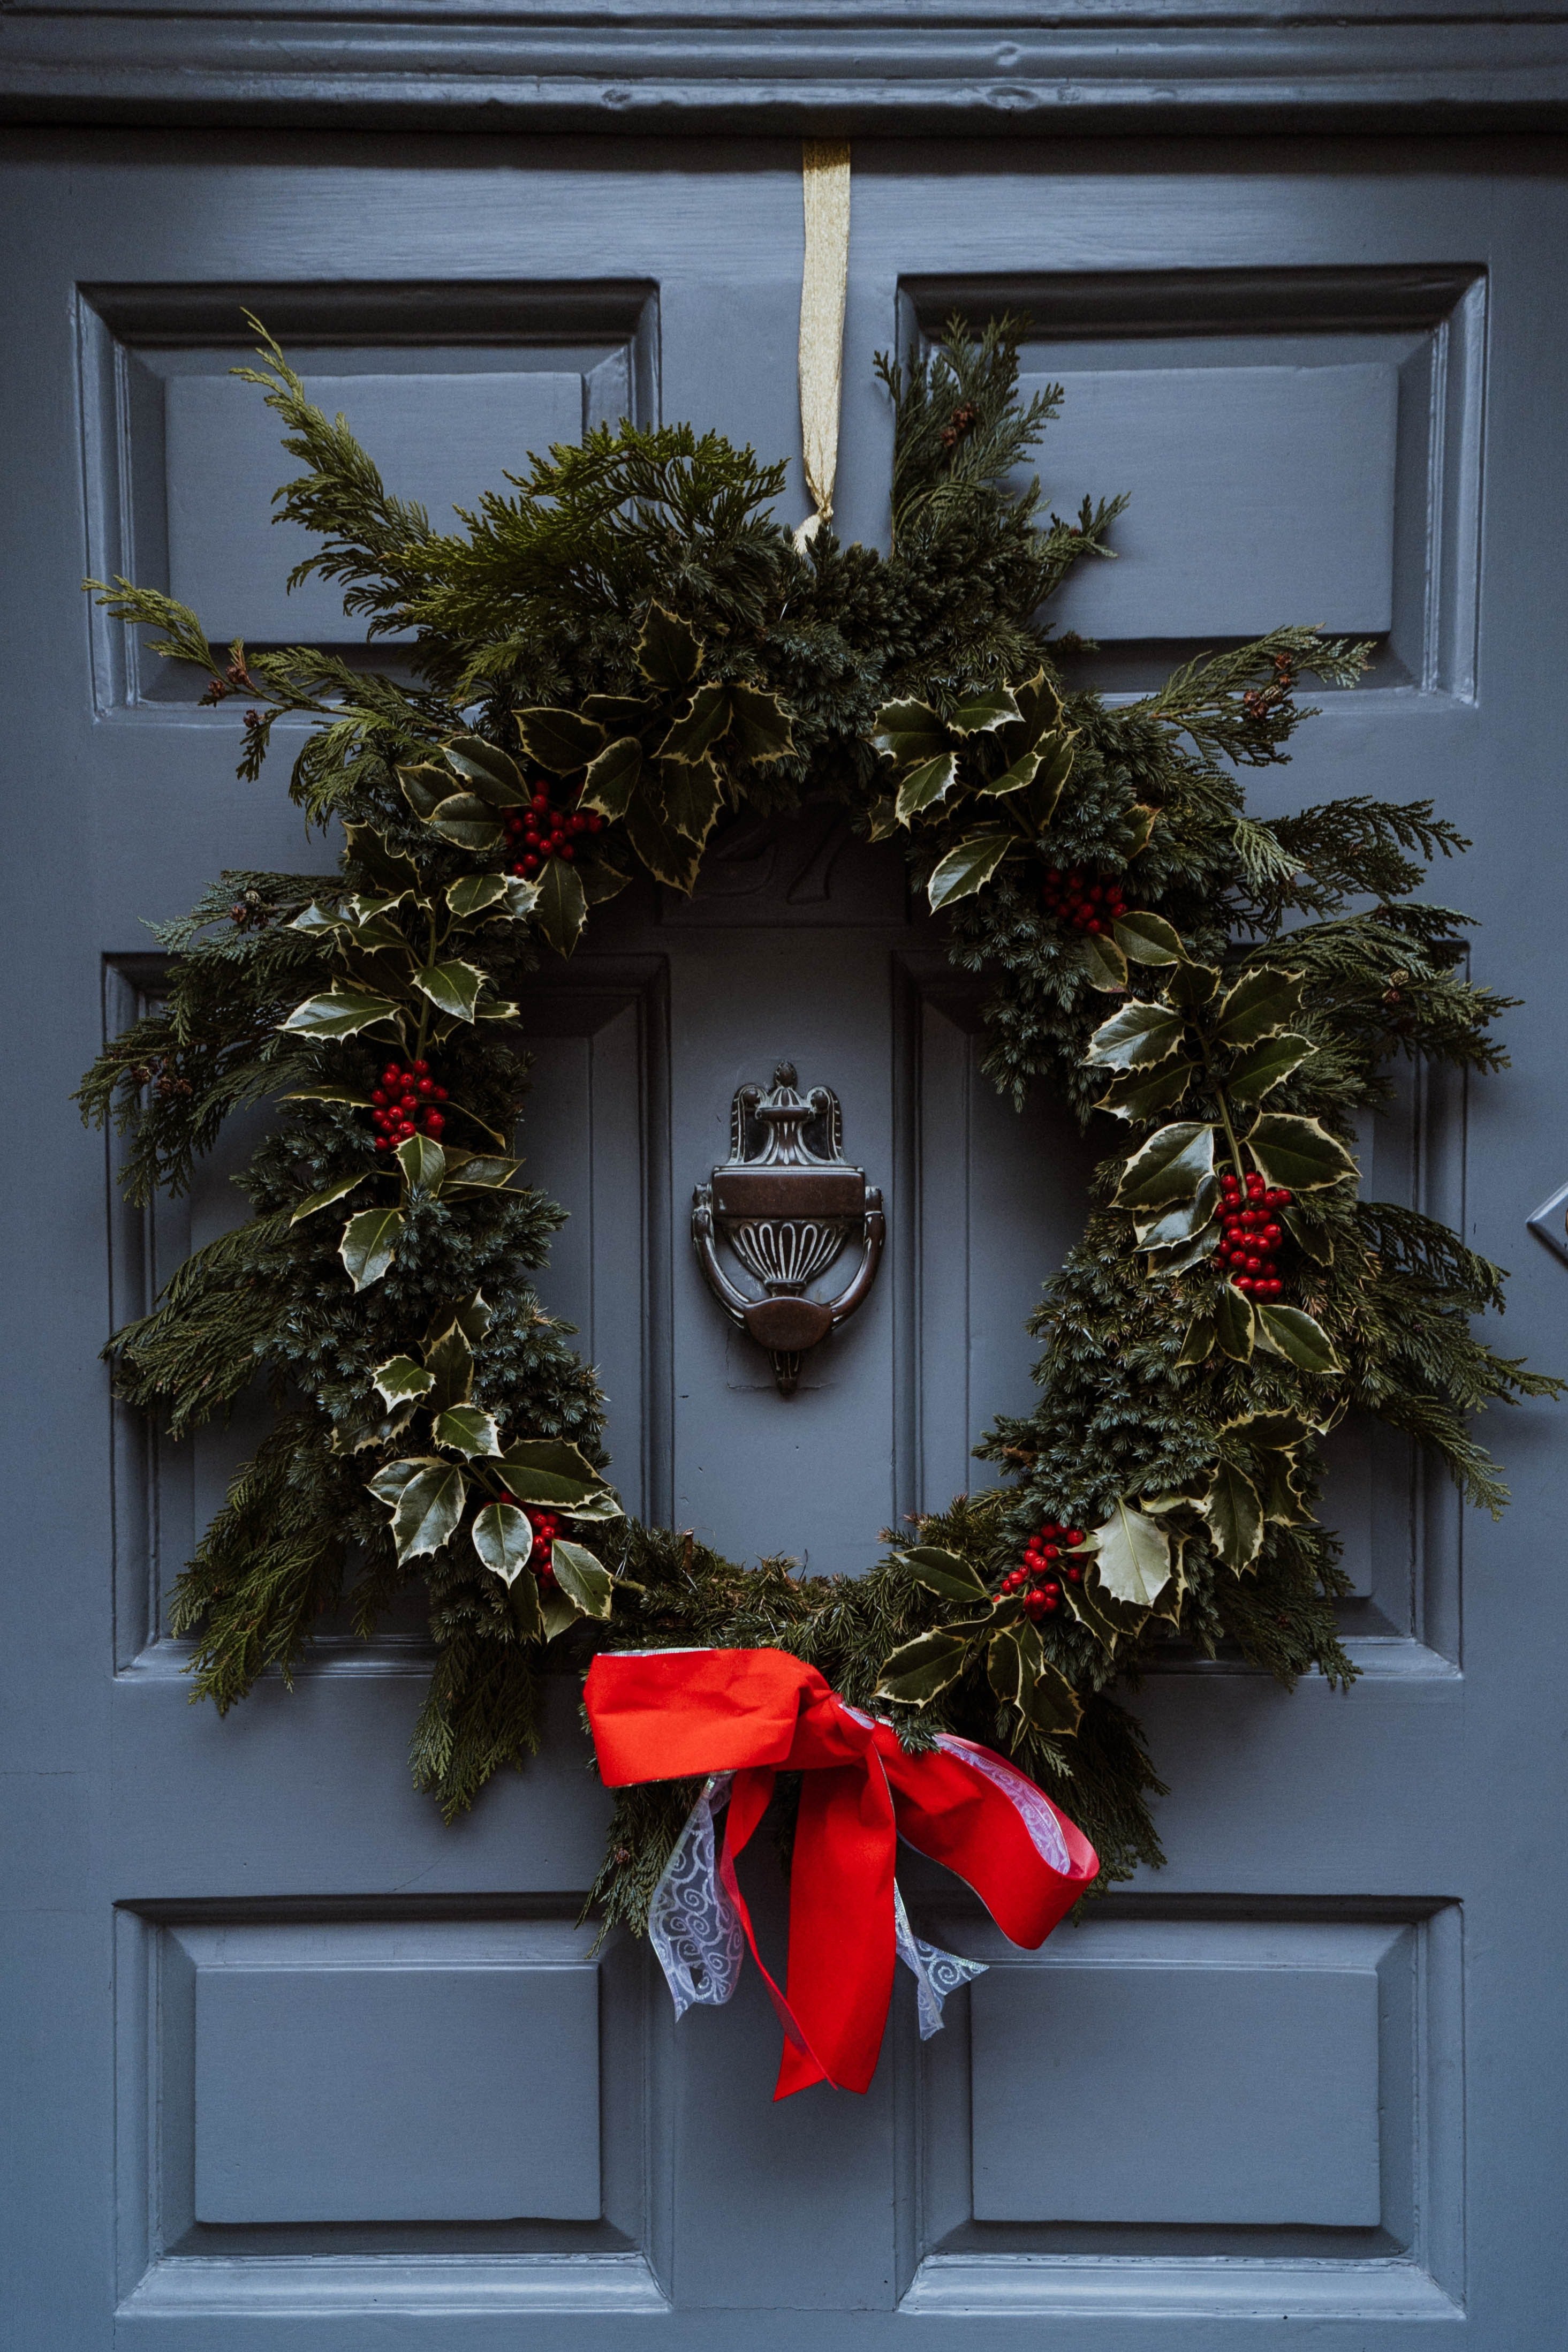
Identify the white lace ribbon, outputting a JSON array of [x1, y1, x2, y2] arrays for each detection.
[[646, 1773, 746, 2020], [893, 1882, 988, 2039]]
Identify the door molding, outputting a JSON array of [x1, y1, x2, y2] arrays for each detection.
[[5, 6, 1568, 132]]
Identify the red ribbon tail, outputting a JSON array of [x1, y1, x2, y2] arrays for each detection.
[[717, 1768, 829, 2090]]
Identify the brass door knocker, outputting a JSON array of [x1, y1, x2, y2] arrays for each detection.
[[692, 1063, 885, 1395]]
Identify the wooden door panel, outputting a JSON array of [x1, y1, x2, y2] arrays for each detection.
[[5, 133, 1566, 2346]]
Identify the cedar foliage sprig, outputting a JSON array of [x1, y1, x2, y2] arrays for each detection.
[[77, 317, 1557, 1910]]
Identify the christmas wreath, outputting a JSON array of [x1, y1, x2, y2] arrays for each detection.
[[81, 318, 1554, 1955]]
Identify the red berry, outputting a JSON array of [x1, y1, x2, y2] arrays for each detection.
[[1066, 1564, 1083, 1584], [425, 1111, 445, 1135], [1066, 1529, 1084, 1548], [558, 843, 575, 860], [375, 1136, 393, 1152]]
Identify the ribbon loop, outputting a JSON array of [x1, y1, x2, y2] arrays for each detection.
[[586, 1646, 1096, 2099]]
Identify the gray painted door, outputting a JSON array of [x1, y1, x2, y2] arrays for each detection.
[[5, 129, 1566, 2346]]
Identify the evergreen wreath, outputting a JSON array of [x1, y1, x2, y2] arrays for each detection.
[[80, 317, 1557, 1933]]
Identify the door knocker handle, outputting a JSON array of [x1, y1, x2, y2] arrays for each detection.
[[692, 1062, 885, 1396]]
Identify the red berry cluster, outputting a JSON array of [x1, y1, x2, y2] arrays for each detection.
[[997, 1523, 1087, 1620], [371, 1060, 448, 1152], [1216, 1168, 1295, 1296], [499, 1496, 564, 1589], [504, 789, 607, 878], [1041, 868, 1127, 935]]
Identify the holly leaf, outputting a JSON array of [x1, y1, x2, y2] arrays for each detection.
[[289, 1171, 370, 1224], [395, 1134, 445, 1194], [513, 706, 607, 774], [950, 685, 1020, 735], [1226, 1033, 1315, 1101], [1254, 1303, 1343, 1375], [433, 1403, 503, 1457], [662, 757, 724, 847], [424, 1322, 474, 1413], [623, 793, 705, 892], [1281, 1206, 1334, 1264], [413, 960, 483, 1023], [727, 683, 794, 763], [1082, 932, 1130, 993], [1096, 1061, 1194, 1122], [901, 1546, 990, 1605], [472, 1500, 533, 1585], [397, 762, 450, 821], [980, 744, 1044, 799], [1201, 1460, 1264, 1571], [1020, 1660, 1083, 1742], [1086, 999, 1186, 1072], [442, 1153, 523, 1192], [927, 831, 1013, 910], [1224, 1408, 1319, 1450], [442, 735, 525, 807], [1145, 1221, 1220, 1277], [1113, 1120, 1215, 1213], [281, 986, 400, 1039], [427, 795, 505, 853], [1213, 967, 1304, 1048], [1247, 1114, 1359, 1194], [1177, 1314, 1216, 1366], [444, 875, 506, 921], [876, 1627, 975, 1708], [1134, 1183, 1217, 1250], [637, 603, 703, 692], [1028, 733, 1077, 824], [497, 1438, 602, 1482], [550, 1539, 613, 1620], [551, 1486, 624, 1522], [344, 822, 420, 893], [1214, 1278, 1255, 1362], [579, 856, 633, 906], [580, 735, 642, 822], [1091, 1501, 1172, 1609], [290, 899, 346, 935], [372, 1355, 435, 1409], [1112, 911, 1187, 967], [282, 1082, 375, 1107], [1169, 960, 1219, 1009], [385, 1460, 468, 1563], [339, 1206, 404, 1290], [491, 1466, 604, 1510], [895, 752, 958, 822], [873, 699, 950, 765], [532, 858, 589, 957], [658, 680, 730, 766]]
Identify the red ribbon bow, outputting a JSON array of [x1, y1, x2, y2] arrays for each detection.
[[585, 1645, 1097, 2100]]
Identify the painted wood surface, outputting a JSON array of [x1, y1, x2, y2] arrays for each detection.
[[2, 133, 1566, 2347]]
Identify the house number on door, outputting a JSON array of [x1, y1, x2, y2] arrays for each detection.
[[692, 1063, 885, 1395]]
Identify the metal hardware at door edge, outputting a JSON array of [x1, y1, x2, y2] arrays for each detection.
[[692, 1062, 885, 1396]]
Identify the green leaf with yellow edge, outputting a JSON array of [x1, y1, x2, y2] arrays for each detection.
[[1112, 911, 1187, 966], [428, 796, 504, 853], [513, 705, 606, 774], [397, 762, 449, 821], [1086, 999, 1185, 1072], [532, 857, 589, 957], [369, 1456, 466, 1563], [1082, 931, 1129, 993], [580, 735, 642, 821], [1247, 1113, 1359, 1194], [289, 1171, 370, 1223], [472, 1500, 533, 1585], [895, 751, 958, 822], [1254, 1303, 1343, 1374], [550, 1539, 614, 1620], [1177, 1314, 1216, 1365], [395, 1133, 445, 1194], [1114, 1121, 1214, 1214], [727, 683, 794, 762], [662, 757, 724, 847], [1028, 733, 1076, 822], [927, 830, 1013, 910], [1214, 1279, 1256, 1362], [281, 986, 400, 1040], [1169, 959, 1219, 1010], [623, 791, 705, 893], [876, 1627, 976, 1707], [1226, 1032, 1315, 1102], [340, 1206, 404, 1290], [636, 602, 702, 693], [413, 960, 483, 1022], [282, 1082, 375, 1107], [1201, 1459, 1264, 1571], [657, 680, 730, 765], [491, 1464, 604, 1511], [987, 1620, 1032, 1705], [873, 699, 950, 765], [433, 1403, 503, 1457], [1019, 1660, 1083, 1741], [445, 873, 511, 919], [499, 1438, 602, 1481], [950, 685, 1019, 735], [442, 735, 525, 807], [901, 1545, 990, 1605], [1090, 1500, 1173, 1609], [372, 1355, 434, 1409], [1213, 966, 1304, 1048], [1134, 1177, 1217, 1249], [579, 856, 633, 907], [1096, 1060, 1194, 1121]]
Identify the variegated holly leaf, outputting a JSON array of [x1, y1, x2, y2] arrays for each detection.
[[281, 986, 400, 1039], [550, 1539, 613, 1620], [872, 699, 950, 766], [580, 735, 642, 821], [927, 831, 1013, 910], [1086, 999, 1186, 1071], [1226, 1032, 1315, 1101], [900, 1546, 990, 1604], [472, 1500, 533, 1584], [372, 1355, 435, 1409], [1082, 932, 1130, 993], [950, 685, 1020, 735], [636, 602, 703, 692], [1090, 1501, 1173, 1609], [895, 752, 958, 822], [442, 735, 526, 806], [1113, 911, 1187, 967], [395, 1134, 445, 1194], [289, 1171, 371, 1224], [513, 706, 607, 774], [1254, 1303, 1343, 1374], [1214, 1278, 1255, 1362], [1114, 1121, 1215, 1213], [532, 857, 589, 957], [413, 959, 483, 1022], [1201, 1459, 1264, 1571], [1247, 1114, 1359, 1194], [876, 1627, 975, 1707], [340, 1206, 404, 1290], [433, 1403, 503, 1457], [1097, 1060, 1194, 1121], [369, 1456, 467, 1563], [1213, 966, 1304, 1048]]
